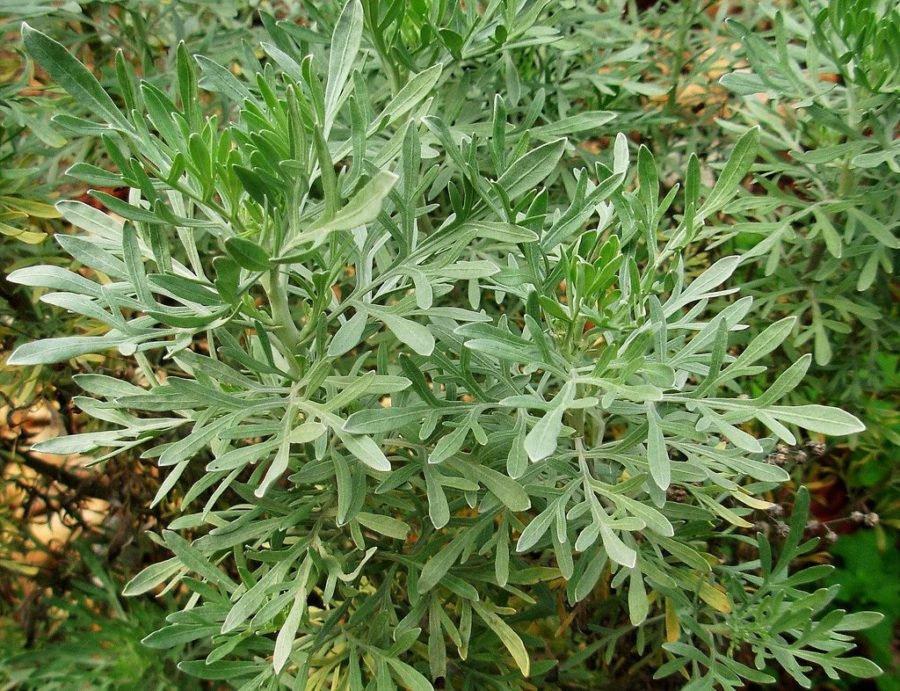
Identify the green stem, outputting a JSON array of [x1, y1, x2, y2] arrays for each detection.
[[362, 4, 402, 96], [264, 268, 302, 353]]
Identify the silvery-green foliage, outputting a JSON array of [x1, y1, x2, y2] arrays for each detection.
[[717, 0, 898, 371], [8, 3, 882, 688]]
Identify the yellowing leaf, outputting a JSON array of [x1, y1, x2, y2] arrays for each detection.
[[699, 581, 732, 614]]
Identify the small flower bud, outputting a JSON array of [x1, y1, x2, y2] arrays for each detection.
[[776, 521, 791, 537], [825, 529, 838, 544], [766, 504, 784, 517], [850, 511, 865, 523], [864, 512, 880, 527]]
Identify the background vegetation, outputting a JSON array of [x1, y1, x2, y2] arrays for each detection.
[[0, 1, 895, 689]]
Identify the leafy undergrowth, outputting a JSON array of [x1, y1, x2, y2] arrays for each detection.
[[0, 1, 895, 689]]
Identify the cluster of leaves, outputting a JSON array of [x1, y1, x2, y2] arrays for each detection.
[[1, 0, 280, 245], [0, 9, 64, 246], [1, 0, 894, 689], [1, 0, 310, 384], [718, 0, 898, 379], [716, 3, 899, 632], [0, 545, 192, 690], [0, 3, 311, 688]]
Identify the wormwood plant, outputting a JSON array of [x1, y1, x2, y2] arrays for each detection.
[[718, 0, 898, 377], [7, 3, 884, 688], [0, 548, 191, 690]]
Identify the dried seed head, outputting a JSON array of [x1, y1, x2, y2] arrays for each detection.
[[850, 511, 866, 523], [864, 512, 880, 527], [776, 521, 791, 538], [806, 440, 826, 457], [666, 487, 688, 502], [825, 529, 838, 544], [766, 504, 784, 518], [767, 452, 788, 466]]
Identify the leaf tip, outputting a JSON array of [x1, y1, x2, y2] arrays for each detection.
[[6, 347, 31, 366], [20, 22, 39, 42]]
